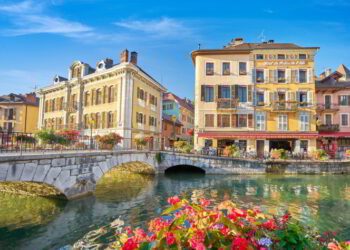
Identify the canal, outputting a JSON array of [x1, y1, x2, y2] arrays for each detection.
[[0, 170, 349, 249]]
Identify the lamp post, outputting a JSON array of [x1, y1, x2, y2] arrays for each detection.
[[171, 115, 177, 152], [89, 119, 95, 150]]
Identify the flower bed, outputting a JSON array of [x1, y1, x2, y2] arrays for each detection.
[[74, 197, 350, 250]]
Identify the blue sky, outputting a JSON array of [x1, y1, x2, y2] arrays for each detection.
[[0, 0, 349, 99]]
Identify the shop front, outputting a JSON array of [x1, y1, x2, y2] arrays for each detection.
[[318, 132, 350, 158]]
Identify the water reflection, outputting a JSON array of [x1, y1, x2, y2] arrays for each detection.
[[0, 174, 349, 249]]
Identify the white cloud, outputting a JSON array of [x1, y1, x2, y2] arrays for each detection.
[[263, 9, 275, 14], [0, 0, 94, 38], [114, 17, 193, 39]]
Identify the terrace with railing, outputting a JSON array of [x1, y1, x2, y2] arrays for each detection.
[[317, 124, 340, 132], [216, 98, 239, 110]]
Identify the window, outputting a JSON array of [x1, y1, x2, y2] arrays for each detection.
[[277, 69, 286, 83], [201, 85, 214, 102], [205, 114, 214, 127], [256, 113, 265, 131], [299, 69, 307, 83], [325, 114, 332, 125], [257, 92, 264, 106], [206, 62, 214, 75], [107, 112, 114, 128], [300, 140, 308, 152], [137, 87, 146, 101], [278, 114, 288, 131], [300, 112, 310, 131], [299, 54, 307, 60], [136, 112, 144, 124], [217, 114, 230, 127], [222, 62, 230, 75], [218, 85, 231, 98], [339, 95, 350, 106], [237, 114, 247, 128], [96, 89, 102, 105], [299, 92, 308, 106], [278, 54, 285, 60], [256, 69, 264, 83], [108, 86, 115, 102], [149, 116, 157, 126], [239, 62, 247, 75], [84, 92, 90, 106], [150, 95, 157, 106], [237, 86, 247, 102], [256, 54, 264, 60], [341, 114, 349, 127]]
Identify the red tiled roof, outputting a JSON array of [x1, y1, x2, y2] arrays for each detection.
[[163, 92, 194, 112]]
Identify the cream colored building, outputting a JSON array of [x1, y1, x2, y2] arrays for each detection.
[[37, 50, 167, 149], [192, 38, 319, 156]]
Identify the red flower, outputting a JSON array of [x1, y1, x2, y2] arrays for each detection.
[[199, 198, 211, 207], [167, 196, 181, 205], [232, 237, 249, 250], [122, 238, 138, 250], [262, 219, 277, 230], [165, 232, 176, 245]]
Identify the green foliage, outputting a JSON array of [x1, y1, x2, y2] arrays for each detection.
[[174, 140, 193, 153], [223, 145, 240, 157], [35, 130, 68, 145], [312, 149, 329, 161], [154, 152, 164, 164], [15, 134, 36, 144], [270, 149, 288, 160]]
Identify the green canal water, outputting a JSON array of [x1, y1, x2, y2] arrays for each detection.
[[0, 172, 349, 250]]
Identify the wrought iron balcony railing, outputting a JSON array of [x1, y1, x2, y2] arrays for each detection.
[[317, 124, 340, 132], [271, 101, 298, 112], [216, 98, 239, 110]]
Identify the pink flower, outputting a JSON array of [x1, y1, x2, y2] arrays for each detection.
[[167, 196, 181, 205], [122, 238, 138, 250], [232, 237, 249, 250], [327, 242, 341, 250], [165, 232, 176, 245]]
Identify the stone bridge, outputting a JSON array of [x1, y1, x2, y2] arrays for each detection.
[[0, 151, 349, 199]]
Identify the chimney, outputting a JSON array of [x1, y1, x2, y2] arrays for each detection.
[[25, 93, 37, 103], [233, 38, 244, 46], [130, 51, 138, 65], [325, 68, 332, 77], [268, 39, 274, 44], [105, 58, 114, 68], [120, 49, 129, 63]]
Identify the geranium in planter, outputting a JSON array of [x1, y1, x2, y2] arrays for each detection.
[[311, 149, 329, 161], [270, 149, 288, 160], [95, 133, 123, 150], [223, 145, 240, 157]]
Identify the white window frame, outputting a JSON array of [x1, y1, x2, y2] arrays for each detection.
[[299, 112, 310, 131], [340, 113, 349, 127], [256, 112, 266, 131], [278, 114, 288, 131], [324, 113, 333, 125]]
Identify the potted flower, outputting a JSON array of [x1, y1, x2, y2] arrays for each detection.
[[95, 133, 123, 150], [223, 145, 240, 157], [134, 135, 148, 150], [311, 149, 329, 161], [270, 149, 288, 160]]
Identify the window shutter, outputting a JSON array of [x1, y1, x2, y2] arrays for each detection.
[[348, 95, 350, 106], [286, 69, 291, 83], [214, 85, 219, 100], [307, 68, 313, 83], [291, 91, 296, 101], [218, 85, 222, 98], [201, 86, 205, 101], [264, 69, 268, 83], [248, 114, 253, 128], [307, 91, 313, 106], [231, 85, 236, 98], [274, 70, 278, 83], [231, 114, 237, 128], [248, 86, 253, 102], [338, 96, 341, 105], [264, 91, 269, 104], [253, 90, 257, 105], [217, 114, 222, 127], [296, 70, 300, 83], [252, 68, 256, 83]]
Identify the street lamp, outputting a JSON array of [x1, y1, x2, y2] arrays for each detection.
[[89, 119, 95, 150], [171, 115, 177, 151]]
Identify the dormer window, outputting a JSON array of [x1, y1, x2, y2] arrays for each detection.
[[98, 62, 104, 69]]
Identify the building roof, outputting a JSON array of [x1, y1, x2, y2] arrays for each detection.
[[0, 93, 39, 106], [316, 64, 350, 90], [163, 92, 194, 112], [191, 38, 319, 63], [337, 64, 350, 80], [162, 114, 183, 126]]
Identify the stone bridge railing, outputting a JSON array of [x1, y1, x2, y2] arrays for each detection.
[[0, 150, 349, 199]]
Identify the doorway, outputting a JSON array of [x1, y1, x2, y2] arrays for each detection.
[[256, 140, 265, 158], [270, 140, 293, 152]]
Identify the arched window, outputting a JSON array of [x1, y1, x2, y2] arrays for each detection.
[[84, 91, 90, 106], [52, 99, 56, 112], [108, 85, 115, 102], [95, 113, 101, 129], [107, 111, 113, 128], [45, 101, 49, 113], [96, 89, 102, 105]]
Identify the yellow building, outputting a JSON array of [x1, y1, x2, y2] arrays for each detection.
[[0, 93, 39, 133], [192, 38, 319, 156], [37, 49, 167, 149]]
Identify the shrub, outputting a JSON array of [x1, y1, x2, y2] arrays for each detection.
[[74, 197, 350, 250], [312, 149, 329, 161], [15, 134, 36, 144], [174, 140, 193, 153], [223, 145, 240, 157], [36, 130, 67, 145], [96, 133, 122, 150], [270, 149, 288, 160]]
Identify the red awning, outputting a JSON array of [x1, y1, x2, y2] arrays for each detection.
[[197, 131, 319, 139], [318, 132, 350, 138]]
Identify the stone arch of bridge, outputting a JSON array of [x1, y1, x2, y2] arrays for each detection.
[[164, 164, 206, 174], [0, 181, 67, 199]]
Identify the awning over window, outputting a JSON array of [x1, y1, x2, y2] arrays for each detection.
[[318, 132, 350, 138], [197, 131, 319, 139]]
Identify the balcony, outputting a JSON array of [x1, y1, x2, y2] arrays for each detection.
[[317, 124, 340, 132], [64, 102, 78, 113], [316, 104, 339, 113], [216, 98, 239, 110], [271, 101, 298, 112]]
